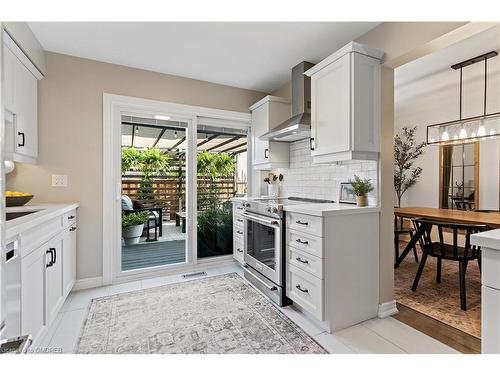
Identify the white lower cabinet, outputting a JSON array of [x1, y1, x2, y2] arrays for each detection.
[[232, 201, 245, 265], [20, 245, 47, 341], [45, 235, 65, 326], [18, 208, 78, 343], [62, 225, 77, 297], [285, 209, 379, 332]]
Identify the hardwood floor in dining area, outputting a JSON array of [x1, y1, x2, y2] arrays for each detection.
[[394, 241, 481, 353]]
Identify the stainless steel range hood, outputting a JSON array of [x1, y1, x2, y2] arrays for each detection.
[[260, 61, 314, 142]]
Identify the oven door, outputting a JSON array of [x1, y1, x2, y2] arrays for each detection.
[[242, 212, 282, 286]]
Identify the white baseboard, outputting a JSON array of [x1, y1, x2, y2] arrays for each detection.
[[73, 276, 104, 291], [378, 300, 399, 318]]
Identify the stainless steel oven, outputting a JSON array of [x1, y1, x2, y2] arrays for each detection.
[[242, 212, 282, 286]]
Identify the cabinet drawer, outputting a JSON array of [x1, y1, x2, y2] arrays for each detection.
[[233, 239, 244, 264], [287, 264, 324, 320], [62, 209, 77, 228], [287, 247, 323, 279], [234, 227, 245, 242], [287, 228, 323, 258], [287, 212, 322, 237], [234, 214, 244, 228], [20, 216, 63, 257]]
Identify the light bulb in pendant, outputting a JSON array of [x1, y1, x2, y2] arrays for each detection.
[[478, 125, 486, 137], [441, 131, 450, 142], [459, 128, 467, 139]]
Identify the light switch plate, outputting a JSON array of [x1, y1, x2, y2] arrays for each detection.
[[52, 174, 68, 187]]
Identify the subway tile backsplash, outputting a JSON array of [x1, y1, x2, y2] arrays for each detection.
[[270, 139, 378, 202]]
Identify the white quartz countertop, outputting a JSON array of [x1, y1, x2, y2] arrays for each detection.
[[283, 203, 380, 217], [5, 203, 80, 240], [471, 229, 500, 250]]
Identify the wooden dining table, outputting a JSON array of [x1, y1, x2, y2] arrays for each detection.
[[394, 207, 500, 267]]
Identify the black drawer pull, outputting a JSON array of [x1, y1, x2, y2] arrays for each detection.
[[296, 284, 309, 293], [310, 137, 315, 151], [296, 238, 309, 245], [236, 248, 243, 253], [68, 215, 75, 220], [295, 257, 309, 264], [236, 218, 243, 222], [295, 220, 308, 226], [264, 148, 269, 159], [69, 226, 77, 232], [236, 230, 243, 235], [46, 249, 54, 267]]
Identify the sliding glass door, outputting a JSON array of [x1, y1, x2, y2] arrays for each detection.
[[120, 115, 190, 272]]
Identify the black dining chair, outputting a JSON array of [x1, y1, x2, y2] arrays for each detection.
[[394, 215, 419, 265], [411, 218, 487, 310]]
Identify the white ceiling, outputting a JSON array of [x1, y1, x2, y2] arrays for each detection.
[[396, 25, 500, 87], [28, 22, 379, 92]]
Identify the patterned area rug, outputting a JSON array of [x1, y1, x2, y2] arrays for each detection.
[[395, 243, 481, 338], [76, 273, 327, 354]]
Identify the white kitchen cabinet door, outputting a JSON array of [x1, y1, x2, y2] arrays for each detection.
[[306, 42, 382, 163], [45, 236, 64, 325], [310, 53, 351, 158], [251, 103, 269, 166], [14, 55, 38, 159], [21, 244, 47, 342], [62, 225, 77, 298], [250, 96, 291, 170]]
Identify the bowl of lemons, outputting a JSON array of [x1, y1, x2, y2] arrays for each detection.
[[5, 191, 34, 207]]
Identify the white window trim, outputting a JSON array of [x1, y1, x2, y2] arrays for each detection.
[[103, 94, 252, 284]]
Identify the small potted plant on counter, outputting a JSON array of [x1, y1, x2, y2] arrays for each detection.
[[347, 175, 374, 207], [122, 211, 149, 245]]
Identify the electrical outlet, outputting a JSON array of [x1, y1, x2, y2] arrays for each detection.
[[52, 174, 68, 187]]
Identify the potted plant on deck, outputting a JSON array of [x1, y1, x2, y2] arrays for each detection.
[[122, 211, 150, 245], [347, 175, 374, 207]]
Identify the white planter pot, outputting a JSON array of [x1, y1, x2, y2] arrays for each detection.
[[267, 184, 279, 198], [122, 224, 144, 246]]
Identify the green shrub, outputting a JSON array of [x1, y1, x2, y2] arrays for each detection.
[[122, 211, 149, 230]]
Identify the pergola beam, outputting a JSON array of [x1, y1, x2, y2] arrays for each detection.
[[197, 134, 219, 147], [218, 141, 246, 153], [169, 136, 186, 150], [206, 135, 242, 152], [232, 148, 247, 155], [152, 128, 166, 148]]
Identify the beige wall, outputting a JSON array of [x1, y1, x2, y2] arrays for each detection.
[[6, 52, 266, 280]]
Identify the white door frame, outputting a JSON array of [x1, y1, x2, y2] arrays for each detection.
[[102, 94, 251, 285]]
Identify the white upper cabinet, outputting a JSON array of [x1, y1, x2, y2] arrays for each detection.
[[250, 96, 291, 170], [3, 31, 43, 163], [305, 42, 384, 163]]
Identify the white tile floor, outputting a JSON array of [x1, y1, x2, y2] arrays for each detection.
[[37, 263, 459, 354]]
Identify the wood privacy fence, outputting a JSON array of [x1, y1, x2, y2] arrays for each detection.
[[122, 173, 236, 220]]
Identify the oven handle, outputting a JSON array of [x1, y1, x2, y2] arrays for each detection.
[[244, 265, 278, 291], [241, 212, 280, 227]]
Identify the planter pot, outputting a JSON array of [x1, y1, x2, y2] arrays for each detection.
[[122, 224, 144, 245], [356, 195, 368, 207]]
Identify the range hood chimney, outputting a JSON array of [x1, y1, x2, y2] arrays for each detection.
[[260, 61, 314, 142]]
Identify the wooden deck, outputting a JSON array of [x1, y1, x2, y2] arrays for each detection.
[[122, 240, 186, 271]]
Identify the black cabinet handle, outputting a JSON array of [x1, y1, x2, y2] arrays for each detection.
[[236, 248, 243, 253], [296, 284, 309, 293], [70, 226, 77, 232], [264, 148, 269, 159], [68, 215, 75, 220], [236, 218, 243, 223], [18, 132, 25, 147], [310, 137, 315, 151], [51, 247, 57, 265], [295, 257, 309, 264], [46, 249, 54, 268], [296, 238, 309, 245], [295, 220, 309, 226], [236, 230, 243, 235]]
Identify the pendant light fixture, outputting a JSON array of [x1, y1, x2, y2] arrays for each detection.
[[427, 50, 499, 145]]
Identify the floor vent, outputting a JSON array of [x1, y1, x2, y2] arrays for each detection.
[[182, 271, 207, 279]]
